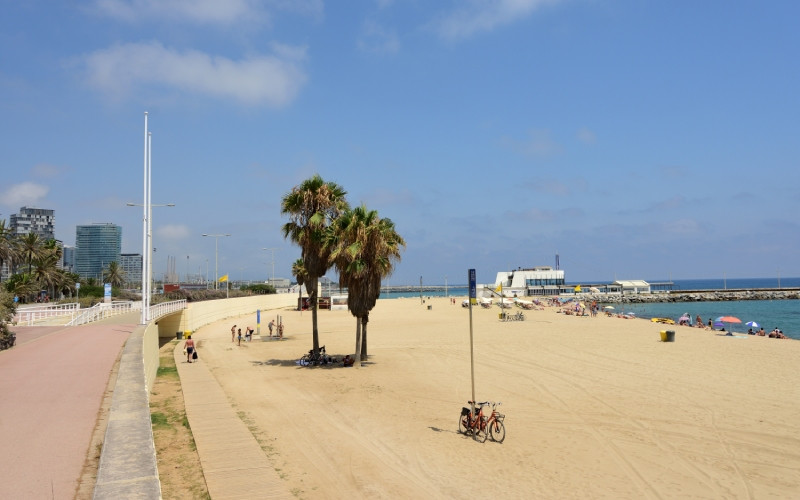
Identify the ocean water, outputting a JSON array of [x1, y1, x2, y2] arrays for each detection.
[[381, 278, 800, 340]]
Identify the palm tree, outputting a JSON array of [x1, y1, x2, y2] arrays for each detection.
[[19, 233, 43, 274], [0, 220, 17, 283], [103, 261, 126, 288], [291, 258, 308, 310], [281, 175, 349, 354], [32, 252, 62, 300], [328, 205, 405, 363]]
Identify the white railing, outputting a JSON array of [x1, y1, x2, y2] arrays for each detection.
[[13, 303, 80, 326], [67, 301, 141, 326], [148, 300, 187, 321]]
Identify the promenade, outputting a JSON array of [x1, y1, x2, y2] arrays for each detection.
[[0, 315, 134, 499], [175, 329, 291, 499]]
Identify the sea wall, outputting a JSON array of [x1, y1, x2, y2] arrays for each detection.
[[614, 289, 800, 304]]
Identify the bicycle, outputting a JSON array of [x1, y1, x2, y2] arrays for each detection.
[[458, 401, 489, 442], [484, 402, 506, 443]]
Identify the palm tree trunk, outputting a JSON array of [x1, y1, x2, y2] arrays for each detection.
[[307, 276, 320, 354], [354, 316, 363, 369], [360, 313, 369, 361]]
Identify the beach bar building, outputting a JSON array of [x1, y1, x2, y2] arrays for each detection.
[[614, 280, 651, 294], [490, 266, 566, 297]]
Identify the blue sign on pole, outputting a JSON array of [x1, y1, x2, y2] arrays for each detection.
[[104, 283, 112, 302], [469, 269, 476, 299]]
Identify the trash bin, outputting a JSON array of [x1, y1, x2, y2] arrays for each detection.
[[660, 330, 675, 342], [176, 331, 183, 340]]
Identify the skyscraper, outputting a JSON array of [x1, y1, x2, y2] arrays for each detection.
[[120, 253, 143, 287], [75, 223, 122, 280], [10, 206, 55, 239]]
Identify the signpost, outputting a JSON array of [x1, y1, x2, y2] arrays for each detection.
[[468, 269, 477, 412]]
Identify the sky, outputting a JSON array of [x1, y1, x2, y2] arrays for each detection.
[[1, 0, 799, 286]]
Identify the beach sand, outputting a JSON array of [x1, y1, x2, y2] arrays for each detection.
[[190, 297, 800, 499]]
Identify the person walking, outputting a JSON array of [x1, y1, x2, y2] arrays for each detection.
[[184, 335, 195, 363], [268, 320, 275, 337], [231, 324, 237, 342]]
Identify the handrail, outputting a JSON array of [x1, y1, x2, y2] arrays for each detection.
[[147, 300, 187, 321], [13, 303, 80, 326], [67, 301, 140, 326]]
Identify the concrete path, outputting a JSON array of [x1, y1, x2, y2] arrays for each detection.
[[175, 342, 290, 499], [0, 315, 133, 499]]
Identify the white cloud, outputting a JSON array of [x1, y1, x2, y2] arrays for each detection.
[[0, 182, 49, 207], [577, 127, 596, 144], [93, 0, 267, 25], [80, 41, 307, 106], [156, 224, 190, 240], [504, 129, 562, 158], [358, 19, 400, 54], [434, 0, 563, 41]]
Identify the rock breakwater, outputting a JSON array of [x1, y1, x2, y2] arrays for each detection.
[[616, 289, 800, 304]]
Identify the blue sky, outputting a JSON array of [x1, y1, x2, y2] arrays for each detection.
[[1, 0, 798, 286]]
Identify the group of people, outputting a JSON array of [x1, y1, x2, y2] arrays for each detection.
[[747, 327, 787, 338]]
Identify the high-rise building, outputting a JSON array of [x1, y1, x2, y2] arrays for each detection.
[[10, 206, 55, 239], [2, 206, 59, 280], [62, 245, 75, 273], [75, 223, 122, 280], [120, 253, 143, 288]]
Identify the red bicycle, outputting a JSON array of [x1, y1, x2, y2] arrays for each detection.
[[484, 402, 506, 443], [458, 401, 489, 442]]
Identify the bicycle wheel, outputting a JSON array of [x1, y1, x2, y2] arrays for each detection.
[[473, 416, 488, 443], [489, 419, 506, 443], [458, 415, 470, 435]]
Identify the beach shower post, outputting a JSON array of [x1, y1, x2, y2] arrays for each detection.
[[468, 269, 477, 411]]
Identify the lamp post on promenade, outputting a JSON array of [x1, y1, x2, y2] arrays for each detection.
[[127, 198, 175, 323], [203, 233, 230, 289], [130, 112, 175, 324], [262, 247, 277, 285]]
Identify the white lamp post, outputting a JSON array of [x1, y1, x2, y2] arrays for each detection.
[[129, 112, 175, 324], [262, 247, 277, 285], [203, 233, 230, 289]]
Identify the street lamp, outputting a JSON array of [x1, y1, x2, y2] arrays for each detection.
[[127, 199, 175, 323], [203, 233, 230, 289], [130, 112, 176, 324], [261, 247, 277, 285]]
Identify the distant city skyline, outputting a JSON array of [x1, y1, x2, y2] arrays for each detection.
[[1, 2, 798, 285]]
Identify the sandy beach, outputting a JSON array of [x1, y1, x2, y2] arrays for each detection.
[[189, 296, 800, 499]]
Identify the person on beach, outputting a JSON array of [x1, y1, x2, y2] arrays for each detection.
[[237, 328, 243, 346], [696, 315, 703, 327], [184, 335, 195, 363], [277, 323, 284, 339], [757, 328, 766, 336], [245, 326, 253, 342], [231, 324, 237, 342], [268, 320, 275, 337]]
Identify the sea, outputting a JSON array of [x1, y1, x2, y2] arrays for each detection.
[[381, 277, 800, 341]]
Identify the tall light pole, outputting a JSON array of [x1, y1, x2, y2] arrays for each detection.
[[127, 196, 175, 322], [262, 247, 277, 284], [203, 233, 230, 289]]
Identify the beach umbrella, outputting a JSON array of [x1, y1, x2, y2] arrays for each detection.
[[745, 321, 759, 328], [717, 315, 742, 333]]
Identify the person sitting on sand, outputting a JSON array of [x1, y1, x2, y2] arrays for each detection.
[[747, 328, 755, 335], [342, 354, 354, 367], [757, 328, 766, 336]]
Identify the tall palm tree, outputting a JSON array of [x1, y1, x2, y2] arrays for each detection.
[[19, 233, 43, 274], [0, 220, 17, 283], [33, 252, 62, 300], [291, 258, 308, 310], [328, 205, 405, 363], [103, 261, 126, 288], [281, 174, 349, 354]]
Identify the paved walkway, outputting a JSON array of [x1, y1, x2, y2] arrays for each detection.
[[174, 341, 291, 499], [0, 315, 133, 499]]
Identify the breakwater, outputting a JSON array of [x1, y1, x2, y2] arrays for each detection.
[[614, 289, 800, 304]]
